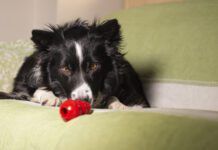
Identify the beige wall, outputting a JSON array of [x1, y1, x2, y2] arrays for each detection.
[[0, 0, 34, 41], [57, 0, 124, 24], [0, 0, 57, 41], [0, 0, 123, 41], [33, 0, 57, 29]]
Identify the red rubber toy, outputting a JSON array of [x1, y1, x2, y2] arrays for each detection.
[[59, 99, 91, 122]]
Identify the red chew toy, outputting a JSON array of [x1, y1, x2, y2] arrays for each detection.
[[59, 99, 91, 122]]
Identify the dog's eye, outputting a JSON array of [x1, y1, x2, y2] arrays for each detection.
[[59, 66, 71, 76], [89, 63, 99, 72]]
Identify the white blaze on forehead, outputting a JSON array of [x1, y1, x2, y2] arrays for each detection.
[[75, 42, 83, 64], [72, 42, 93, 103]]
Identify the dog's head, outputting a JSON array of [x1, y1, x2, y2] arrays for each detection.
[[31, 19, 122, 105]]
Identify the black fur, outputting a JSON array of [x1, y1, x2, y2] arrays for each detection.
[[0, 19, 149, 108]]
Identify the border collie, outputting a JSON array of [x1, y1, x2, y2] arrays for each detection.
[[0, 19, 149, 108]]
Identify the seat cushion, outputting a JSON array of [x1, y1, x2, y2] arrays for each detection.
[[0, 100, 218, 150]]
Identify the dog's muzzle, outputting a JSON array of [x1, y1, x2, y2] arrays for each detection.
[[71, 83, 93, 103]]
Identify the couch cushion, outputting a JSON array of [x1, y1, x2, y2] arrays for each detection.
[[105, 0, 218, 85], [104, 0, 218, 111], [0, 100, 218, 150], [0, 40, 34, 92]]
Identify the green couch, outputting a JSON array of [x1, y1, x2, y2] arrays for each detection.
[[0, 0, 218, 149]]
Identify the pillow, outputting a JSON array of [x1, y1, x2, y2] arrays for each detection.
[[0, 40, 34, 92], [104, 0, 218, 111]]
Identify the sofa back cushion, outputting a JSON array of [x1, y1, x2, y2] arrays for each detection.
[[104, 0, 218, 111]]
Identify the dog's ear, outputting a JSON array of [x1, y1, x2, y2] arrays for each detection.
[[31, 30, 54, 51], [97, 19, 121, 47]]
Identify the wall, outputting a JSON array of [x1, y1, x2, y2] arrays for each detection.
[[57, 0, 124, 24], [0, 0, 123, 41], [0, 0, 34, 41], [0, 0, 57, 41], [33, 0, 57, 29]]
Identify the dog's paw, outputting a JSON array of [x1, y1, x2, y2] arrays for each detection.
[[107, 96, 129, 110], [31, 88, 63, 107]]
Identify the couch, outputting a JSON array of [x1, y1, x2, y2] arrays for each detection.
[[0, 0, 218, 149]]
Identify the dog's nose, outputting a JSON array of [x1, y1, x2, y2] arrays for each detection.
[[71, 83, 93, 102]]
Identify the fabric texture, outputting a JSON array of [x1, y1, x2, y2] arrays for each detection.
[[105, 0, 218, 85], [0, 40, 34, 92], [0, 100, 218, 150]]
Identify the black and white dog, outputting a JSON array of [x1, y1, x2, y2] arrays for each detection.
[[0, 19, 149, 108]]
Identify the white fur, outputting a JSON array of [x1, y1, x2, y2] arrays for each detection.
[[33, 66, 41, 80], [31, 87, 64, 106], [75, 42, 83, 64], [71, 83, 93, 103], [71, 42, 93, 102], [108, 97, 129, 110], [108, 96, 144, 110], [132, 105, 143, 109], [29, 65, 42, 84]]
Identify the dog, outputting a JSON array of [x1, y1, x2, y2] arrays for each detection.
[[0, 19, 149, 109]]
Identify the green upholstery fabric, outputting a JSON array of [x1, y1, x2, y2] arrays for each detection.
[[105, 0, 218, 85], [1, 0, 218, 149], [0, 40, 33, 92], [0, 100, 218, 150]]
